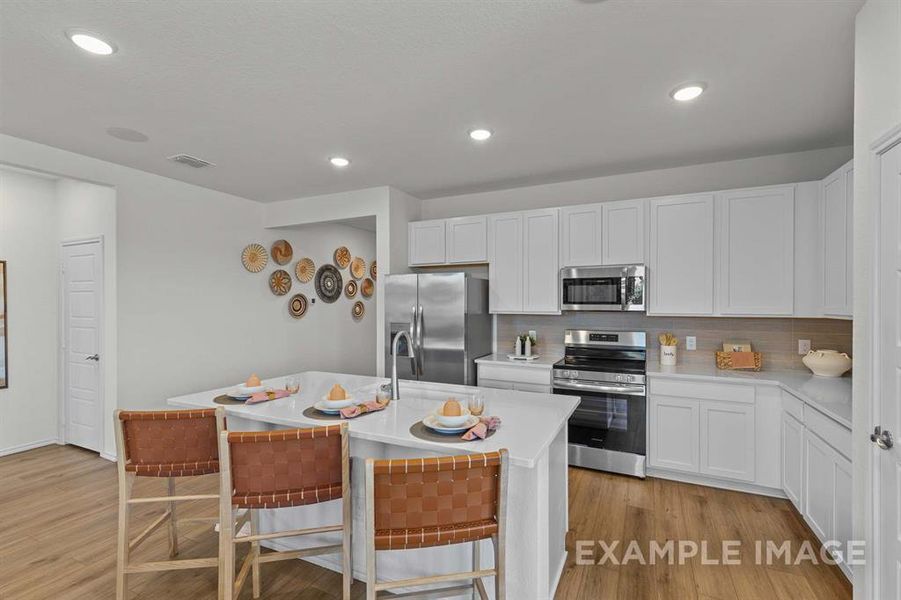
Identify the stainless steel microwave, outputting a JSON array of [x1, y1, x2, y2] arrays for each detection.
[[559, 264, 646, 311]]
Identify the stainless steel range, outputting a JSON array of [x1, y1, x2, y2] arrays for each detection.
[[553, 330, 647, 478]]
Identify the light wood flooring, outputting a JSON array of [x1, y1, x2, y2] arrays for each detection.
[[0, 445, 851, 599]]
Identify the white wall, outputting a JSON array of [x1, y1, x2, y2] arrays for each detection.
[[852, 0, 901, 593], [0, 169, 60, 455], [421, 146, 852, 218]]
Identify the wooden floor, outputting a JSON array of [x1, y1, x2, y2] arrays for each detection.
[[0, 445, 851, 600]]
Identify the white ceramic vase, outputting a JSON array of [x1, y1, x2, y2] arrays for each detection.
[[802, 349, 851, 377], [660, 345, 677, 366]]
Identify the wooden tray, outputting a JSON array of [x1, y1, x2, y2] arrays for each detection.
[[715, 351, 762, 371]]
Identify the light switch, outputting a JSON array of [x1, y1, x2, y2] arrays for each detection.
[[798, 339, 811, 355], [686, 336, 696, 351]]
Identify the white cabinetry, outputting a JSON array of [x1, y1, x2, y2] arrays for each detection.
[[489, 209, 559, 314], [445, 216, 488, 264], [803, 430, 852, 563], [648, 194, 715, 315], [717, 186, 795, 315], [603, 198, 645, 264], [560, 205, 603, 267], [476, 361, 552, 394], [821, 160, 854, 317], [699, 401, 756, 482], [781, 410, 805, 511], [649, 396, 700, 473], [408, 220, 447, 266]]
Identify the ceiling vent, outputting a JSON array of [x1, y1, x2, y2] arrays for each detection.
[[167, 153, 215, 168]]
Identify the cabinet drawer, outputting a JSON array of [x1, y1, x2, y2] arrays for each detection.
[[804, 404, 851, 459], [513, 382, 552, 394], [650, 378, 755, 404], [477, 364, 551, 386], [477, 378, 514, 390], [781, 389, 805, 421]]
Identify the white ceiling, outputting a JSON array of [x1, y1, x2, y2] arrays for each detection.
[[0, 0, 861, 202]]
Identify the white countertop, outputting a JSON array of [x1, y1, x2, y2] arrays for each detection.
[[167, 371, 579, 468], [647, 362, 852, 428], [475, 353, 562, 369]]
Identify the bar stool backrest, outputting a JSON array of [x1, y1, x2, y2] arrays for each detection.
[[118, 409, 220, 477], [226, 425, 345, 509]]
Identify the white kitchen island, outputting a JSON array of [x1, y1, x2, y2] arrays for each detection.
[[168, 371, 578, 599]]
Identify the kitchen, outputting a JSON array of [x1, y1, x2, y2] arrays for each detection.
[[0, 1, 896, 599]]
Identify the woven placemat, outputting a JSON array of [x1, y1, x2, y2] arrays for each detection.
[[301, 406, 344, 421], [408, 421, 496, 444], [213, 395, 245, 406]]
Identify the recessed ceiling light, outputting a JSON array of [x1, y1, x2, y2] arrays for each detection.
[[670, 83, 706, 102], [106, 127, 148, 142], [67, 31, 116, 55], [329, 156, 350, 168], [469, 128, 492, 141]]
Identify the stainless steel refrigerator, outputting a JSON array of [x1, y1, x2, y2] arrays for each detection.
[[384, 273, 491, 386]]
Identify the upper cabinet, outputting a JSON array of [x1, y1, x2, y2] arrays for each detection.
[[649, 194, 715, 315], [409, 216, 488, 266], [717, 186, 795, 315], [821, 160, 854, 318], [559, 198, 644, 267], [408, 220, 447, 266], [603, 198, 645, 265], [489, 209, 559, 314]]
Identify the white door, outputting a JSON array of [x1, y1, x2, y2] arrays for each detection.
[[62, 241, 103, 452], [717, 186, 794, 315], [876, 139, 901, 597], [488, 213, 523, 313], [522, 209, 559, 313], [603, 198, 644, 265], [648, 194, 715, 315], [560, 204, 603, 267]]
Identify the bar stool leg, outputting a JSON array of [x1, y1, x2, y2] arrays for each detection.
[[167, 477, 179, 558], [492, 533, 505, 600], [115, 474, 133, 600], [250, 509, 261, 599], [472, 540, 480, 600]]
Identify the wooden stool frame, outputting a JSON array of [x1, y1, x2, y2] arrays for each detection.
[[114, 407, 227, 600], [363, 450, 508, 600], [217, 423, 352, 600]]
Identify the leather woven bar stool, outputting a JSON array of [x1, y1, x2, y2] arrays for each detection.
[[364, 450, 508, 600], [114, 407, 226, 600], [218, 423, 352, 600]]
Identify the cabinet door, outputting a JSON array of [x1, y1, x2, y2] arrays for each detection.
[[648, 194, 715, 315], [649, 396, 700, 473], [822, 163, 853, 317], [803, 431, 835, 542], [446, 216, 488, 264], [603, 199, 645, 265], [409, 220, 447, 265], [523, 209, 560, 313], [717, 186, 794, 315], [560, 204, 603, 267], [833, 453, 853, 569], [699, 400, 756, 482], [477, 378, 514, 390], [513, 382, 551, 394], [781, 411, 804, 511], [488, 214, 523, 313]]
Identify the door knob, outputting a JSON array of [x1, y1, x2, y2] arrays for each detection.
[[85, 354, 100, 362], [871, 426, 894, 450]]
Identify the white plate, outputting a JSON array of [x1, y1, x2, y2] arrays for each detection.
[[320, 394, 355, 409], [422, 414, 479, 434], [237, 384, 266, 394], [226, 391, 252, 400], [314, 401, 345, 415], [432, 408, 472, 428]]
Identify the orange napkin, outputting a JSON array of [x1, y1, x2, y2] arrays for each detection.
[[340, 401, 386, 419], [462, 416, 501, 441], [247, 390, 290, 404], [730, 352, 757, 369]]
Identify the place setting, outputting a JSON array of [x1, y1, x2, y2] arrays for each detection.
[[409, 394, 501, 443], [303, 383, 391, 420], [213, 373, 299, 405]]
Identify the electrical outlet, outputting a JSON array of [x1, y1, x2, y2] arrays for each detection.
[[529, 330, 537, 340], [686, 336, 696, 351], [798, 339, 811, 355]]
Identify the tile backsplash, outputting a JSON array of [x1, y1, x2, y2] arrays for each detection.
[[497, 314, 852, 371]]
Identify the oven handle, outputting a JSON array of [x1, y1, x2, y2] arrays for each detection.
[[553, 380, 646, 396]]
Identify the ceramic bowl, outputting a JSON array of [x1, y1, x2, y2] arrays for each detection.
[[237, 384, 266, 395], [434, 407, 472, 428], [321, 395, 355, 409]]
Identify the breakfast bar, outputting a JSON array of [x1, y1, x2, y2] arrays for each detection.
[[168, 371, 579, 599]]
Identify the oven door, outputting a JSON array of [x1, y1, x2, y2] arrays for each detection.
[[560, 270, 623, 311], [553, 379, 647, 477]]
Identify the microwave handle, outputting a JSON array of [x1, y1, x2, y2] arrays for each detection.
[[621, 273, 627, 311]]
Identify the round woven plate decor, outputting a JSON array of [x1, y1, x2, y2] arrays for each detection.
[[288, 293, 308, 318], [295, 257, 315, 283], [370, 260, 377, 280], [315, 264, 343, 303], [334, 246, 351, 269], [351, 257, 365, 279], [345, 280, 358, 298], [269, 269, 292, 295], [241, 243, 268, 273], [361, 278, 374, 298], [352, 301, 365, 320], [271, 239, 293, 265]]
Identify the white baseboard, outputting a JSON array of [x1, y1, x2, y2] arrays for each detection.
[[99, 450, 117, 462], [647, 468, 786, 499], [0, 438, 59, 458], [549, 550, 567, 598]]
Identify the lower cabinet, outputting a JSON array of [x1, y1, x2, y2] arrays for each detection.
[[781, 410, 805, 512], [803, 429, 853, 571], [476, 362, 552, 394], [649, 396, 700, 473], [699, 401, 756, 482]]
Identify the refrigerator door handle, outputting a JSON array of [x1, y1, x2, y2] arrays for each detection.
[[416, 305, 424, 376]]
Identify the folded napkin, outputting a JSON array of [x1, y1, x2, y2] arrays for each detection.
[[246, 389, 290, 404], [730, 351, 757, 369], [462, 416, 501, 441], [340, 400, 387, 419]]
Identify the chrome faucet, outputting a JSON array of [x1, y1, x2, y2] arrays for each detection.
[[391, 330, 416, 400]]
